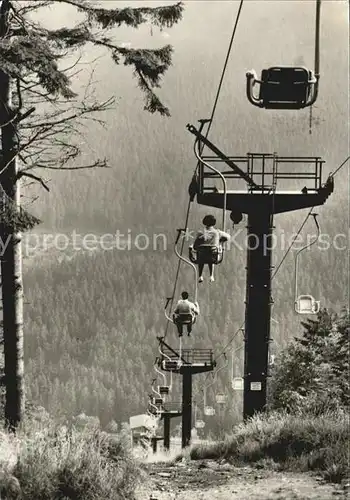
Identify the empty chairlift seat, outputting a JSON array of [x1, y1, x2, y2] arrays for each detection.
[[295, 294, 320, 314], [246, 66, 318, 109], [158, 386, 170, 395], [163, 360, 178, 370], [204, 406, 215, 416]]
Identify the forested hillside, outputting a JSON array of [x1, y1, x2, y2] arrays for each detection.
[[13, 0, 350, 429], [22, 201, 348, 430]]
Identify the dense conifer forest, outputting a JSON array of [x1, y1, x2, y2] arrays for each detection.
[[1, 1, 348, 432]]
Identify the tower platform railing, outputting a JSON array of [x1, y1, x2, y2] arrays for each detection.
[[162, 402, 182, 413], [199, 153, 324, 194], [160, 347, 215, 367], [148, 401, 182, 415]]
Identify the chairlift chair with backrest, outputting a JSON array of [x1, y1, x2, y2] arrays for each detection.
[[189, 135, 228, 266], [164, 232, 199, 335], [159, 337, 181, 372], [203, 354, 228, 415], [151, 379, 164, 411], [295, 294, 320, 315], [246, 66, 318, 109], [246, 0, 321, 110], [159, 386, 170, 395], [154, 357, 170, 397], [204, 406, 215, 416], [294, 213, 321, 315], [148, 397, 161, 417], [163, 359, 178, 371]]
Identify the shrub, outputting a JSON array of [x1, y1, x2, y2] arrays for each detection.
[[0, 416, 139, 500]]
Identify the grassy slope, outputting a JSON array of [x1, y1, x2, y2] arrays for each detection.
[[184, 410, 350, 484]]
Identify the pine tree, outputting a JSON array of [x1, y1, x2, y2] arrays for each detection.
[[0, 0, 183, 430], [270, 308, 349, 413]]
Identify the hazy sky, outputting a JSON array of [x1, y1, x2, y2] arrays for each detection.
[[29, 1, 349, 150], [29, 1, 349, 205]]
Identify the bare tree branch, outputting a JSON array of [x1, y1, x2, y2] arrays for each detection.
[[16, 171, 50, 191], [34, 160, 109, 171], [20, 96, 114, 130], [1, 0, 183, 185], [15, 1, 54, 16]]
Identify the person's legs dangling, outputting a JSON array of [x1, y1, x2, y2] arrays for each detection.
[[198, 261, 204, 282], [187, 323, 192, 336], [209, 263, 215, 282], [176, 322, 183, 337]]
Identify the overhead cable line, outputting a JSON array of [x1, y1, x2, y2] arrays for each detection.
[[309, 0, 322, 134], [209, 156, 346, 374], [163, 0, 245, 340], [272, 207, 315, 280], [331, 156, 349, 177], [272, 155, 349, 280]]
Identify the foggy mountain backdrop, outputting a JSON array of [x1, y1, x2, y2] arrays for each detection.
[[18, 1, 348, 429]]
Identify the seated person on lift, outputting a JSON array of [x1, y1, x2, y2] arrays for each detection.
[[173, 291, 199, 337], [191, 214, 230, 283]]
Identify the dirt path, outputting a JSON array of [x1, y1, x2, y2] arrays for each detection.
[[135, 459, 349, 500]]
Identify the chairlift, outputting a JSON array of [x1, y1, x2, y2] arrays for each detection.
[[164, 230, 199, 336], [246, 0, 321, 110], [151, 378, 164, 412], [154, 357, 170, 398], [269, 354, 276, 367], [174, 230, 198, 312], [159, 386, 170, 395], [195, 420, 205, 429], [203, 354, 228, 412], [295, 294, 320, 314], [151, 377, 161, 398], [294, 213, 321, 315], [231, 345, 245, 391], [192, 402, 206, 429], [189, 133, 228, 266], [146, 409, 156, 420], [148, 405, 156, 415], [189, 245, 224, 266], [146, 410, 159, 428], [232, 377, 244, 391], [173, 311, 197, 331], [148, 399, 161, 417], [246, 67, 318, 109], [159, 338, 182, 372], [163, 360, 178, 371], [215, 393, 227, 405]]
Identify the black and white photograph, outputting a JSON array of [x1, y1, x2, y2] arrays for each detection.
[[0, 0, 348, 499]]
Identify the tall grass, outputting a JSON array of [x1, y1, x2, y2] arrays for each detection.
[[186, 410, 350, 483], [0, 417, 140, 499]]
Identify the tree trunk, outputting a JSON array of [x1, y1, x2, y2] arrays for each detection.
[[0, 62, 25, 430]]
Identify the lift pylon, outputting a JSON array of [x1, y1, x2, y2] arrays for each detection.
[[148, 400, 182, 451], [157, 336, 216, 448], [187, 123, 333, 419]]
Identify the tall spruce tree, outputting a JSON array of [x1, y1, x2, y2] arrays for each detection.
[[0, 0, 183, 430]]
